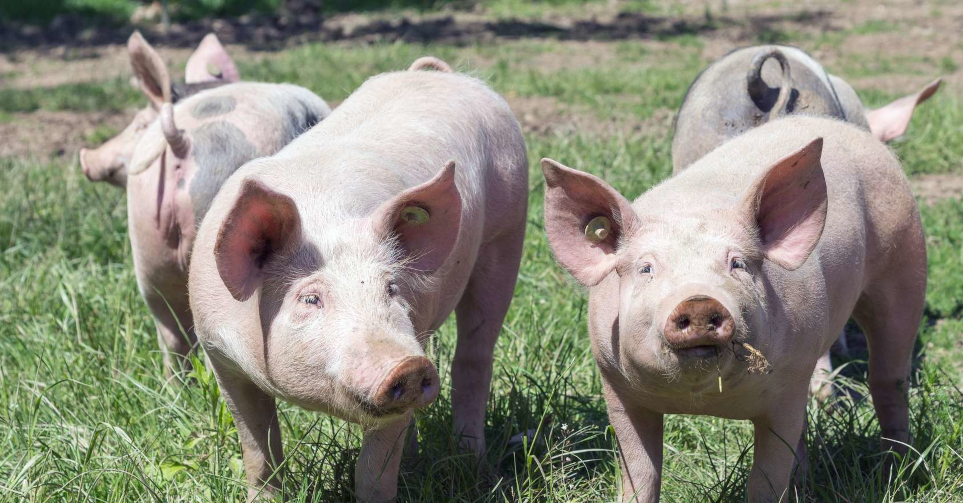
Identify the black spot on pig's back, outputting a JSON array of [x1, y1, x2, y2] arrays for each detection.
[[190, 96, 237, 120], [189, 121, 257, 221], [280, 96, 324, 144]]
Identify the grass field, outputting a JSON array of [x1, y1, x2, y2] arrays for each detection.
[[1, 1, 962, 502]]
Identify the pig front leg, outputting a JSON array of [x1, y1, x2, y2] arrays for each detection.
[[451, 227, 525, 455], [355, 414, 413, 503], [602, 380, 663, 502], [748, 388, 808, 503], [212, 363, 284, 502]]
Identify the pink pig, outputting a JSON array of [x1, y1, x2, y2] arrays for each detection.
[[80, 31, 240, 187], [188, 60, 528, 501], [126, 82, 329, 375], [542, 115, 925, 502]]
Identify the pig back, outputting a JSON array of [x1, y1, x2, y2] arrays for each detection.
[[179, 82, 330, 223], [672, 45, 846, 172], [268, 69, 528, 244]]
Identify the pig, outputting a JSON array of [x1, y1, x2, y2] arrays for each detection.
[[672, 44, 939, 400], [672, 45, 942, 171], [79, 31, 240, 187], [125, 82, 330, 375], [188, 60, 528, 502], [541, 115, 925, 502]]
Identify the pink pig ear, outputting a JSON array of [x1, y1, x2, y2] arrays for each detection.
[[541, 158, 638, 287], [215, 179, 301, 301], [867, 78, 941, 142], [741, 137, 828, 270], [185, 33, 240, 84], [371, 161, 462, 273], [128, 31, 171, 109]]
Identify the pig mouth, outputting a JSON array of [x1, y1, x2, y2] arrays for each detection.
[[664, 340, 772, 376], [674, 345, 722, 359]]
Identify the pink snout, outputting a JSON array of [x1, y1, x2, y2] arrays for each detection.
[[370, 356, 440, 416], [663, 296, 735, 356]]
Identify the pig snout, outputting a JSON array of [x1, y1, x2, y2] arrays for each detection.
[[370, 356, 440, 415], [663, 296, 735, 356]]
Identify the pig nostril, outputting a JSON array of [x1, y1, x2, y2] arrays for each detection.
[[709, 313, 722, 328], [421, 377, 432, 393], [391, 382, 404, 401], [676, 316, 690, 331]]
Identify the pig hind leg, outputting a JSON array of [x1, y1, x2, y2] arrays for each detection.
[[451, 224, 525, 455], [145, 294, 197, 377], [851, 249, 925, 456]]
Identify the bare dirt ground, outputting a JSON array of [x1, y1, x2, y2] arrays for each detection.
[[0, 110, 133, 159], [912, 174, 963, 206], [1, 0, 960, 197]]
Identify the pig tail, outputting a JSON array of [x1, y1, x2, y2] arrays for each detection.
[[747, 48, 792, 121]]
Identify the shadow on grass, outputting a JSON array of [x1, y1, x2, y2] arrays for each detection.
[[1, 7, 834, 53]]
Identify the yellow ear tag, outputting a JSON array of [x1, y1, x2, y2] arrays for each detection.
[[207, 63, 223, 78], [400, 206, 429, 226], [585, 216, 611, 242]]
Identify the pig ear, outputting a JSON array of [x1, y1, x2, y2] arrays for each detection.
[[128, 31, 171, 109], [215, 179, 301, 301], [541, 158, 639, 287], [866, 78, 941, 142], [742, 137, 828, 270], [371, 161, 462, 273], [185, 33, 240, 84]]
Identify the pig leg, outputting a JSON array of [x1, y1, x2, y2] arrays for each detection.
[[852, 281, 923, 457], [356, 414, 412, 503], [749, 388, 808, 503], [604, 388, 663, 502], [212, 364, 284, 502], [808, 349, 833, 402], [143, 292, 196, 376], [452, 226, 525, 455]]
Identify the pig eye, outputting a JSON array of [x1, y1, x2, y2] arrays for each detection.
[[300, 294, 322, 307], [639, 263, 654, 275], [730, 257, 747, 271], [387, 282, 400, 297]]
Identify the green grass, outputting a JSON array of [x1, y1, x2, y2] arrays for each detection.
[[0, 78, 142, 113], [1, 36, 962, 503], [850, 19, 900, 35]]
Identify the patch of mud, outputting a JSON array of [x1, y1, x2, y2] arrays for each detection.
[[911, 173, 963, 206], [0, 110, 132, 159]]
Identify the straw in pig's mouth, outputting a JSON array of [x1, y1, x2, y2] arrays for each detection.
[[732, 340, 772, 374]]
